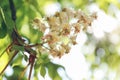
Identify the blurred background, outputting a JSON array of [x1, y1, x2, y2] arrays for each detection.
[[0, 0, 120, 80]]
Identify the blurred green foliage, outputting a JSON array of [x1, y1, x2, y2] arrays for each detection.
[[0, 0, 120, 80]]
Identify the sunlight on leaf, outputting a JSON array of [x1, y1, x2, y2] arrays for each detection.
[[0, 7, 6, 22], [40, 65, 46, 77], [47, 62, 63, 80], [0, 52, 9, 74]]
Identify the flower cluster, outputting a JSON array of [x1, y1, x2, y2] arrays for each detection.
[[32, 8, 97, 58]]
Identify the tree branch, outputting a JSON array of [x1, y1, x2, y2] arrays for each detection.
[[9, 0, 16, 22]]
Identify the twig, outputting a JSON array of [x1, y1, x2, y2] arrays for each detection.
[[0, 51, 18, 75], [18, 63, 30, 80], [9, 0, 16, 22]]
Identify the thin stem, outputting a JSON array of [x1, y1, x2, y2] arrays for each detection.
[[28, 61, 34, 80], [27, 41, 47, 47], [0, 42, 14, 57], [28, 43, 43, 47], [0, 51, 18, 75], [18, 63, 30, 80]]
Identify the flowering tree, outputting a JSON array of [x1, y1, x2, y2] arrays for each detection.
[[0, 0, 97, 80], [1, 0, 120, 80]]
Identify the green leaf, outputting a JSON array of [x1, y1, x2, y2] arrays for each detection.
[[0, 7, 8, 38], [0, 76, 2, 80], [12, 53, 23, 67], [0, 7, 6, 21], [0, 21, 7, 39], [47, 64, 56, 79], [46, 62, 63, 80], [41, 54, 50, 64], [53, 74, 62, 80], [12, 66, 26, 80], [40, 65, 46, 77], [37, 54, 50, 65], [25, 47, 37, 55], [13, 65, 23, 72], [34, 62, 40, 69], [23, 54, 28, 62], [12, 45, 25, 51]]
